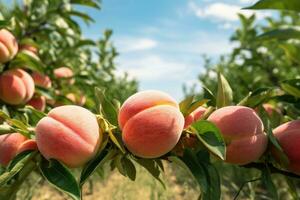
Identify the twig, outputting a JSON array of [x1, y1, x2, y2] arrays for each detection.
[[233, 177, 261, 200]]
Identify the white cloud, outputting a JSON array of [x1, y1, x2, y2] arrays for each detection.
[[115, 37, 157, 53], [189, 1, 270, 22], [117, 55, 191, 81]]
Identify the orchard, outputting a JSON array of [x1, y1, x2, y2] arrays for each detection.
[[0, 0, 300, 199]]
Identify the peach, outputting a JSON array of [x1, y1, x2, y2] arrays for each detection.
[[184, 107, 206, 128], [35, 105, 101, 168], [0, 133, 37, 166], [273, 120, 300, 174], [19, 44, 38, 55], [28, 96, 46, 111], [119, 90, 184, 158], [0, 29, 18, 63], [208, 106, 267, 165], [31, 72, 52, 88], [66, 93, 86, 106], [54, 67, 74, 84], [0, 69, 35, 105]]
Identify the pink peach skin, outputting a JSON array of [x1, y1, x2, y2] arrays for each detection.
[[273, 120, 300, 174], [208, 106, 267, 165], [0, 133, 37, 166], [0, 69, 35, 105], [0, 29, 18, 63], [36, 105, 101, 168], [184, 107, 207, 128], [31, 72, 52, 88], [119, 90, 184, 158], [28, 96, 46, 111]]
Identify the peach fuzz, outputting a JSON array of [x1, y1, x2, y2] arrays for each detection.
[[0, 69, 35, 105], [31, 72, 52, 88], [28, 96, 46, 111], [119, 90, 184, 158], [184, 107, 207, 128], [0, 29, 18, 63], [273, 120, 300, 174], [208, 106, 267, 165], [36, 105, 101, 168], [0, 133, 37, 166]]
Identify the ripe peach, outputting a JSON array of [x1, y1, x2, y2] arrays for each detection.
[[28, 96, 46, 111], [66, 93, 86, 106], [0, 69, 35, 105], [0, 133, 37, 166], [208, 106, 267, 165], [184, 107, 206, 128], [54, 67, 74, 84], [31, 72, 52, 88], [0, 29, 18, 63], [273, 120, 300, 174], [119, 90, 184, 158], [36, 105, 101, 168]]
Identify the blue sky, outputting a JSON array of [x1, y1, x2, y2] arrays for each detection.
[[78, 0, 270, 100]]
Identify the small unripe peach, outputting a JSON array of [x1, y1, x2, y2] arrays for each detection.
[[28, 96, 46, 111], [36, 105, 101, 168], [208, 106, 267, 165], [0, 29, 18, 63], [0, 133, 37, 166], [119, 90, 184, 158], [184, 107, 206, 128], [0, 69, 35, 105], [66, 93, 86, 106], [54, 67, 74, 84], [273, 120, 300, 174], [31, 72, 52, 89]]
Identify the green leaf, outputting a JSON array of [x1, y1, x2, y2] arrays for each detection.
[[39, 158, 81, 200], [179, 96, 194, 115], [177, 149, 208, 193], [122, 157, 136, 181], [0, 151, 33, 187], [185, 99, 209, 117], [245, 0, 300, 12], [280, 43, 300, 64], [203, 86, 216, 107], [135, 158, 165, 188], [9, 52, 45, 72], [216, 73, 232, 108], [281, 79, 300, 98], [238, 87, 273, 108], [70, 0, 101, 9], [95, 87, 118, 126], [191, 120, 226, 160], [261, 167, 278, 200], [286, 177, 299, 200], [68, 11, 95, 24], [256, 106, 289, 166], [80, 148, 117, 186], [0, 20, 9, 29], [257, 28, 300, 41]]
